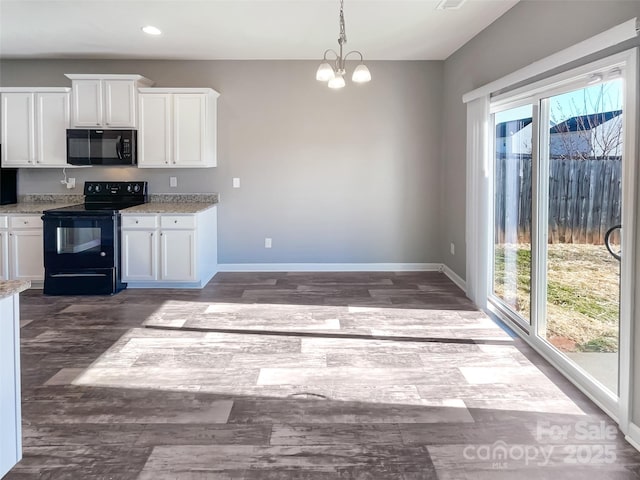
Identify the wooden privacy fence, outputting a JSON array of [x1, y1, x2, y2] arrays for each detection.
[[494, 155, 622, 244]]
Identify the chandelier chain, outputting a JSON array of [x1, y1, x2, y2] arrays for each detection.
[[339, 0, 347, 45]]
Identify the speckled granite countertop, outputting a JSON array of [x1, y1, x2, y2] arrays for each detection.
[[0, 280, 31, 299], [0, 195, 83, 214], [0, 203, 79, 214], [122, 193, 218, 214], [122, 202, 216, 214], [0, 193, 218, 215]]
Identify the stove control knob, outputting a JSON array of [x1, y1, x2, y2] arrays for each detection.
[[100, 252, 106, 257], [87, 185, 93, 193], [126, 184, 132, 193], [133, 184, 141, 193], [95, 185, 102, 193]]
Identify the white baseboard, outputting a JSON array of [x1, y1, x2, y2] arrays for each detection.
[[625, 423, 640, 452], [217, 263, 442, 273], [442, 265, 466, 292]]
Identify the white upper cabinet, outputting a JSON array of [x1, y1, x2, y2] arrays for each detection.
[[71, 79, 102, 127], [66, 74, 153, 128], [1, 88, 70, 168], [1, 92, 33, 166], [138, 88, 219, 168], [37, 92, 71, 166], [138, 93, 172, 166]]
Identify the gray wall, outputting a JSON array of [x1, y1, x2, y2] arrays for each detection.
[[440, 0, 640, 430], [0, 59, 443, 264], [441, 0, 640, 278]]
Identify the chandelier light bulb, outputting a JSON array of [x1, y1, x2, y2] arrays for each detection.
[[352, 63, 371, 83], [328, 73, 346, 89], [316, 62, 336, 82]]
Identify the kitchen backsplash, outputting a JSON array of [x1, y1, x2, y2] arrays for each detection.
[[18, 193, 219, 204], [18, 194, 84, 204]]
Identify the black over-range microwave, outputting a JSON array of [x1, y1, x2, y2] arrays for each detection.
[[67, 129, 137, 166]]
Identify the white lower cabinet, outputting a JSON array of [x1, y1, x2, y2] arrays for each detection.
[[160, 229, 196, 281], [122, 219, 158, 281], [0, 215, 44, 283], [121, 207, 217, 287], [0, 293, 22, 478], [0, 231, 8, 281]]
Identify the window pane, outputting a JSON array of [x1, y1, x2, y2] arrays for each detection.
[[493, 105, 533, 322], [543, 79, 622, 394]]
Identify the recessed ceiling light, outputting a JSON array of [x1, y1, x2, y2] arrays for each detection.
[[142, 25, 162, 36], [436, 0, 467, 10]]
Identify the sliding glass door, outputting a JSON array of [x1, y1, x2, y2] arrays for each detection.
[[538, 79, 623, 395], [492, 105, 533, 328], [489, 55, 633, 406]]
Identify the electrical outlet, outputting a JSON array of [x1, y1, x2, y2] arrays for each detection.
[[264, 237, 272, 249], [170, 177, 177, 188], [233, 178, 240, 188], [67, 178, 76, 189], [450, 242, 455, 255]]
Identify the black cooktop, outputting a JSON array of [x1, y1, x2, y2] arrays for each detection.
[[43, 181, 148, 216]]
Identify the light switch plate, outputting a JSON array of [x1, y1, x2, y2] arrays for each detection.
[[170, 177, 178, 188]]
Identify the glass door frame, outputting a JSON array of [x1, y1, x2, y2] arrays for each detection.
[[485, 49, 638, 428]]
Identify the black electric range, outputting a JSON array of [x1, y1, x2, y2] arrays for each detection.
[[42, 181, 148, 295]]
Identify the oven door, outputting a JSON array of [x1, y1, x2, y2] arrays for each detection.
[[43, 214, 117, 272]]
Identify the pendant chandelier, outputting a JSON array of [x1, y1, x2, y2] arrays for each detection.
[[315, 0, 371, 89]]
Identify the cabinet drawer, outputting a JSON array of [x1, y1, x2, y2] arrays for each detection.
[[9, 215, 41, 229], [0, 216, 7, 229], [160, 215, 196, 229], [122, 215, 158, 228]]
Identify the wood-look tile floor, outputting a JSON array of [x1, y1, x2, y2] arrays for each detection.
[[6, 272, 640, 479]]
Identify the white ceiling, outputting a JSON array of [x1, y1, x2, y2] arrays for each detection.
[[0, 0, 519, 61]]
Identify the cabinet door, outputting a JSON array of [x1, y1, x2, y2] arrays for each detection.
[[36, 92, 70, 166], [138, 94, 172, 167], [0, 294, 20, 479], [104, 80, 136, 127], [160, 229, 196, 281], [122, 229, 158, 281], [10, 229, 44, 281], [1, 93, 35, 167], [173, 94, 206, 166], [0, 231, 8, 281], [72, 80, 102, 127]]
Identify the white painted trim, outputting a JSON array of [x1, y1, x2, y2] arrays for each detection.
[[0, 87, 70, 93], [617, 47, 638, 435], [442, 265, 466, 292], [625, 423, 640, 451], [491, 50, 634, 107], [465, 96, 491, 310], [126, 272, 215, 289], [463, 17, 638, 103], [217, 263, 442, 273]]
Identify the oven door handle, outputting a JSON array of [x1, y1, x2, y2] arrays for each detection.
[[42, 214, 116, 222], [49, 273, 108, 278]]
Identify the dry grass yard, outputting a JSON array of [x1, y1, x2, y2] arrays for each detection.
[[494, 243, 620, 352]]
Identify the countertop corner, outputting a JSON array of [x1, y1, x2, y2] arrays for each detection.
[[0, 280, 31, 299]]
